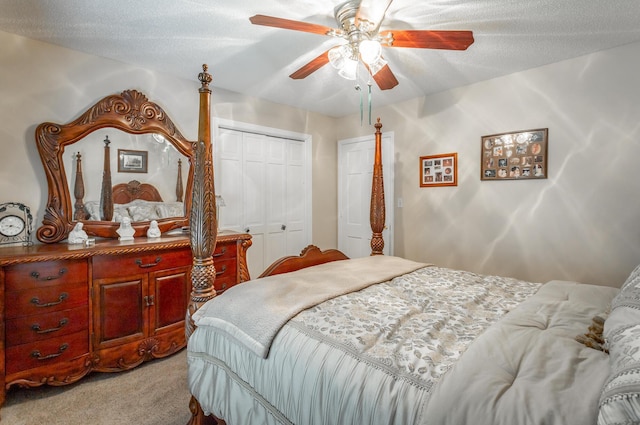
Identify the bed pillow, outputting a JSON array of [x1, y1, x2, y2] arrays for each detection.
[[84, 201, 101, 221], [84, 201, 132, 222], [155, 202, 184, 218], [113, 204, 132, 222], [127, 204, 160, 222], [598, 264, 640, 425]]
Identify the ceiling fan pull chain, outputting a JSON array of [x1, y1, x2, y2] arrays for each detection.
[[355, 83, 363, 125], [368, 81, 372, 125]]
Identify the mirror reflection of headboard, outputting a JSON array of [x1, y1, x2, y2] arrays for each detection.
[[112, 180, 163, 204], [35, 89, 195, 243]]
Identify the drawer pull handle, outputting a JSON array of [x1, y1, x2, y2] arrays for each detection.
[[216, 265, 227, 276], [30, 268, 67, 281], [31, 343, 69, 361], [144, 295, 155, 307], [213, 247, 227, 257], [31, 292, 68, 308], [135, 257, 162, 268], [32, 318, 69, 334]]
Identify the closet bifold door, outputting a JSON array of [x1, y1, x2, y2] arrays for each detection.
[[216, 128, 308, 278]]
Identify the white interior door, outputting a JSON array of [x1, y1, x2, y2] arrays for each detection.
[[215, 122, 311, 279], [338, 133, 394, 258]]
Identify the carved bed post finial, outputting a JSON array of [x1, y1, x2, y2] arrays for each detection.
[[186, 64, 218, 338], [198, 64, 212, 90], [370, 118, 386, 256]]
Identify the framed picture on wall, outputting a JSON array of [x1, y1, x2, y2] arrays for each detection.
[[118, 149, 148, 173], [419, 153, 457, 187], [481, 128, 548, 180]]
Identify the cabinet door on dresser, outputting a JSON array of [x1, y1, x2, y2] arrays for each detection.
[[91, 247, 192, 370], [4, 259, 90, 382]]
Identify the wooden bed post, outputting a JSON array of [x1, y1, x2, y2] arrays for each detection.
[[100, 136, 114, 221], [73, 152, 88, 220], [370, 118, 385, 256], [186, 64, 218, 337], [185, 64, 221, 425], [176, 158, 184, 202]]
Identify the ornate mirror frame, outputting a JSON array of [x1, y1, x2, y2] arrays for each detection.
[[35, 90, 194, 243]]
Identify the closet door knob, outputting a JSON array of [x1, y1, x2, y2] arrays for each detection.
[[281, 224, 286, 231], [244, 227, 250, 233]]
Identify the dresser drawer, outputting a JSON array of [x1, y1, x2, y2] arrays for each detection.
[[213, 242, 236, 261], [5, 284, 87, 319], [213, 257, 237, 293], [6, 307, 88, 347], [5, 259, 87, 291], [93, 248, 192, 279], [5, 330, 89, 375]]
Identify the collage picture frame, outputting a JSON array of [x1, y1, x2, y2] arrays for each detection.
[[481, 128, 548, 180], [419, 152, 458, 187]]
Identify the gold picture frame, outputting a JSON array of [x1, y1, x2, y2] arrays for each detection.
[[481, 128, 548, 180], [420, 153, 457, 187]]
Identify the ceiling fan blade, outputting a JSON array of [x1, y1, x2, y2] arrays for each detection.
[[250, 14, 335, 36], [289, 50, 330, 80], [380, 30, 474, 50], [368, 63, 399, 90], [356, 0, 394, 31]]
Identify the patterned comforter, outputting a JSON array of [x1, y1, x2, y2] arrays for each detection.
[[188, 258, 616, 425]]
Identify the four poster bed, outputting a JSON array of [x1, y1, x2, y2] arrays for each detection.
[[73, 148, 186, 224], [185, 66, 640, 425]]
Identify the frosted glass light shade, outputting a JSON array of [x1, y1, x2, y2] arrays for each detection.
[[338, 57, 358, 80], [359, 39, 382, 64], [328, 46, 346, 70]]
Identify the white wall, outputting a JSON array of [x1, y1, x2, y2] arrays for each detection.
[[337, 41, 640, 288], [3, 28, 638, 288], [0, 30, 339, 252]]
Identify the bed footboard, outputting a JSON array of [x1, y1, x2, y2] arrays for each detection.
[[258, 245, 349, 278]]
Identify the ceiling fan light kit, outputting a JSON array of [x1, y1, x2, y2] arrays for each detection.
[[249, 0, 473, 122], [249, 0, 473, 90]]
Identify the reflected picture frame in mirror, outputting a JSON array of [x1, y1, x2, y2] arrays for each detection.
[[35, 89, 195, 243]]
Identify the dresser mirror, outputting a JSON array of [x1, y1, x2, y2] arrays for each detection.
[[35, 89, 195, 243]]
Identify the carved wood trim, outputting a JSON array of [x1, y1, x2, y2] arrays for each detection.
[[73, 153, 89, 221], [258, 245, 349, 278], [35, 89, 195, 243], [112, 180, 163, 204], [100, 136, 114, 221], [370, 118, 386, 256], [186, 64, 218, 338], [176, 158, 184, 202]]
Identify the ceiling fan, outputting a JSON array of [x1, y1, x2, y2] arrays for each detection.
[[249, 0, 474, 90]]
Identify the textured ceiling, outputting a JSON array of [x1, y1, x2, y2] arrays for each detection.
[[1, 0, 640, 117]]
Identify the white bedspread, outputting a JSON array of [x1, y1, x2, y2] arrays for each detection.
[[192, 255, 428, 357], [187, 263, 615, 425], [425, 280, 618, 425]]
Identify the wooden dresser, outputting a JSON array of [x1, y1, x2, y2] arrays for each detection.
[[0, 232, 251, 407]]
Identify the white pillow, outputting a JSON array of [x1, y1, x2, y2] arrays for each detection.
[[599, 264, 640, 425], [155, 202, 184, 218]]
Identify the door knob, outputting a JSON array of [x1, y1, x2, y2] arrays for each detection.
[[244, 227, 250, 233], [281, 224, 286, 231]]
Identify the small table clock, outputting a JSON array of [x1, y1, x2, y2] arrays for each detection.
[[0, 202, 33, 246]]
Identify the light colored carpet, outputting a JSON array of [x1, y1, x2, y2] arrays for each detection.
[[2, 349, 192, 425]]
